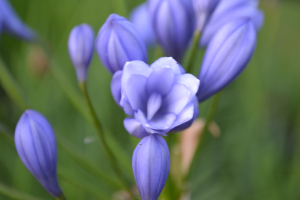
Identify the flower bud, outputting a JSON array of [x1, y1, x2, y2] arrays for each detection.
[[14, 110, 63, 198], [96, 14, 147, 74], [130, 3, 156, 47], [0, 0, 35, 40], [197, 18, 257, 102], [200, 0, 264, 46], [132, 134, 170, 200], [68, 24, 94, 82], [193, 0, 220, 31], [148, 0, 195, 61]]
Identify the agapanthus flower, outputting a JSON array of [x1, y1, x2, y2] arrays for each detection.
[[14, 110, 63, 198], [68, 23, 94, 82], [120, 57, 200, 138], [0, 0, 35, 40], [95, 13, 147, 74], [148, 0, 195, 61], [200, 0, 264, 46], [132, 134, 170, 200], [130, 3, 156, 47], [197, 18, 257, 102]]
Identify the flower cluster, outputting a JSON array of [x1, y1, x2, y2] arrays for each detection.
[[10, 0, 264, 199]]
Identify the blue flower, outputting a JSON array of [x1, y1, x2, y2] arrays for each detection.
[[148, 0, 195, 61], [200, 0, 264, 46], [120, 57, 200, 137], [68, 23, 94, 82], [197, 18, 257, 102], [192, 0, 220, 31], [132, 134, 170, 200], [96, 14, 147, 74], [14, 110, 63, 198], [130, 3, 156, 47], [0, 0, 35, 40]]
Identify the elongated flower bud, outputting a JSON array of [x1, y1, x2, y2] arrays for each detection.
[[130, 3, 156, 47], [0, 0, 35, 40], [14, 110, 63, 198], [197, 18, 257, 102], [148, 0, 195, 61], [68, 24, 94, 82], [200, 0, 264, 46], [132, 134, 170, 200], [193, 0, 220, 31], [96, 14, 147, 74]]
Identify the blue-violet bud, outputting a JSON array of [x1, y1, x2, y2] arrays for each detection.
[[197, 18, 257, 102], [192, 0, 220, 31], [200, 0, 264, 46], [96, 13, 147, 74], [14, 110, 63, 198], [132, 134, 170, 200], [120, 57, 200, 137], [148, 0, 195, 62], [130, 3, 156, 47], [0, 0, 35, 40], [68, 23, 94, 82]]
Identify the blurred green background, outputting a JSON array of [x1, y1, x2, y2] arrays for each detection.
[[0, 0, 300, 199]]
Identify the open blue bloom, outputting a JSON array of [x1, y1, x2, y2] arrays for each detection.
[[96, 14, 147, 74], [197, 18, 257, 102], [200, 0, 264, 46], [130, 3, 156, 47], [148, 0, 195, 61], [132, 134, 170, 200], [193, 0, 220, 31], [68, 24, 94, 82], [14, 110, 63, 198], [120, 57, 200, 137], [0, 0, 35, 40]]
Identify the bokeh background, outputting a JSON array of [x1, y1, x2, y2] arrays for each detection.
[[0, 0, 300, 199]]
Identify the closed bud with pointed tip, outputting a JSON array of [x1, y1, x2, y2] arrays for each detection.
[[68, 24, 94, 82], [96, 14, 147, 74], [148, 0, 195, 62], [14, 110, 64, 198], [130, 3, 156, 47], [132, 134, 170, 200], [0, 0, 35, 40], [197, 18, 257, 102], [192, 0, 220, 31], [200, 0, 264, 46]]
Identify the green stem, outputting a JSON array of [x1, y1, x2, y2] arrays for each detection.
[[184, 31, 201, 74], [78, 81, 134, 196], [186, 93, 221, 180], [0, 57, 30, 110]]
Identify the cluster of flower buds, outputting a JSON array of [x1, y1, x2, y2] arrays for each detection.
[[15, 110, 64, 198], [66, 0, 264, 199], [5, 0, 264, 199], [0, 0, 35, 40]]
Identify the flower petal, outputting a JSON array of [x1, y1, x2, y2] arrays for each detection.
[[124, 118, 149, 138], [146, 67, 175, 96]]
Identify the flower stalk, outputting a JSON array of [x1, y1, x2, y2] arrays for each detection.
[[184, 31, 201, 74], [78, 81, 134, 197]]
